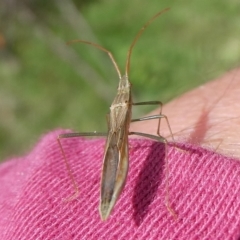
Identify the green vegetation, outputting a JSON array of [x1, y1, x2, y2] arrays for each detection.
[[0, 0, 240, 160]]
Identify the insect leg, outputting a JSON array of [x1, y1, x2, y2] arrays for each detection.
[[132, 101, 174, 141], [130, 112, 177, 219], [58, 132, 107, 201]]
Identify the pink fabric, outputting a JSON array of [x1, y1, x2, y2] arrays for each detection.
[[0, 130, 239, 239]]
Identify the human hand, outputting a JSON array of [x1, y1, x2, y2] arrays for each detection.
[[0, 69, 240, 239]]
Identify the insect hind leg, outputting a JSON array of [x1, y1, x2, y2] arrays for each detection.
[[130, 104, 177, 219], [58, 132, 107, 202]]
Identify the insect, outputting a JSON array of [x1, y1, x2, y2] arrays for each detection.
[[58, 8, 176, 220]]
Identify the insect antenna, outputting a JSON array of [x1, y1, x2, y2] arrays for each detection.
[[125, 8, 170, 76], [67, 40, 122, 79]]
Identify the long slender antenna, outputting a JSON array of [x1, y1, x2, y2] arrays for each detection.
[[125, 8, 170, 76], [67, 40, 122, 79]]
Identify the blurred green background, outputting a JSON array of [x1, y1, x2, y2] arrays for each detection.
[[0, 0, 240, 160]]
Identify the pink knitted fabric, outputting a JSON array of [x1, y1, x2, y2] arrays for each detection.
[[0, 130, 239, 239]]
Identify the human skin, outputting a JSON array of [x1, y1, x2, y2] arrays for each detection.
[[130, 67, 240, 159]]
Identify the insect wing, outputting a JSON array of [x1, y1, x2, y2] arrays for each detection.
[[99, 126, 129, 220]]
